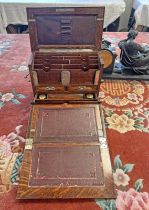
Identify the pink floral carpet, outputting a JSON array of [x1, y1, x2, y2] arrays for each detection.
[[0, 32, 149, 210]]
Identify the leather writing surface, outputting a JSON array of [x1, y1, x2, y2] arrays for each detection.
[[17, 104, 115, 199], [35, 107, 99, 142], [30, 106, 104, 188], [29, 146, 104, 187]]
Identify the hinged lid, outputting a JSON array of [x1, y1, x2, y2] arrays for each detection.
[[27, 7, 105, 51]]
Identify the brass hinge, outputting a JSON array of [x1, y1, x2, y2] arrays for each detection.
[[25, 138, 33, 150], [97, 18, 104, 21], [99, 137, 108, 149]]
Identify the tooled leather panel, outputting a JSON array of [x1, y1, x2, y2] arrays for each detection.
[[35, 107, 99, 143], [29, 145, 104, 187]]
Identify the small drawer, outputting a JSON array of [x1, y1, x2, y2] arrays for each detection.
[[68, 85, 98, 93], [36, 85, 65, 93]]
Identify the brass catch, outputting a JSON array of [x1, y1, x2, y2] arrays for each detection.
[[56, 8, 74, 12], [25, 138, 33, 150], [78, 86, 86, 90], [99, 137, 108, 149]]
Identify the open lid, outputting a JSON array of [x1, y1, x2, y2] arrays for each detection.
[[27, 7, 105, 51]]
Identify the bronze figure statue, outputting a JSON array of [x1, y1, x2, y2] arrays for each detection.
[[118, 30, 149, 74]]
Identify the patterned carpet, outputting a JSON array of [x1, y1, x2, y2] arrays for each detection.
[[0, 33, 149, 210]]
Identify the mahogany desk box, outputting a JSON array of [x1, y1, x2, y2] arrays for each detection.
[[17, 6, 115, 199]]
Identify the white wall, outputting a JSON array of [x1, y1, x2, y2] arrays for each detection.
[[119, 0, 134, 31]]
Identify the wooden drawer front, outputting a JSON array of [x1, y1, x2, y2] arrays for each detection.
[[35, 85, 64, 93], [35, 85, 98, 94], [68, 85, 98, 93]]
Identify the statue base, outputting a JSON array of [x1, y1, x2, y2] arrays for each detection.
[[103, 69, 149, 81]]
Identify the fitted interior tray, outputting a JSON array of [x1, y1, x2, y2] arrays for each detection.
[[32, 52, 100, 85], [17, 104, 115, 199]]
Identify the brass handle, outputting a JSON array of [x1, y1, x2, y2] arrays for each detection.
[[45, 86, 56, 91]]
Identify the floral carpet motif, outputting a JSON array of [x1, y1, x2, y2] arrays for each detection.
[[96, 155, 149, 210], [100, 80, 149, 109], [0, 126, 25, 193], [0, 33, 149, 210], [99, 80, 149, 134], [0, 89, 26, 109], [0, 37, 14, 55]]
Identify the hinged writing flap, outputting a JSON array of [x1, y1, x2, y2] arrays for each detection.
[[27, 7, 105, 51], [17, 104, 116, 199]]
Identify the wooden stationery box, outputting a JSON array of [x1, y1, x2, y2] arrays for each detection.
[[17, 7, 116, 199]]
